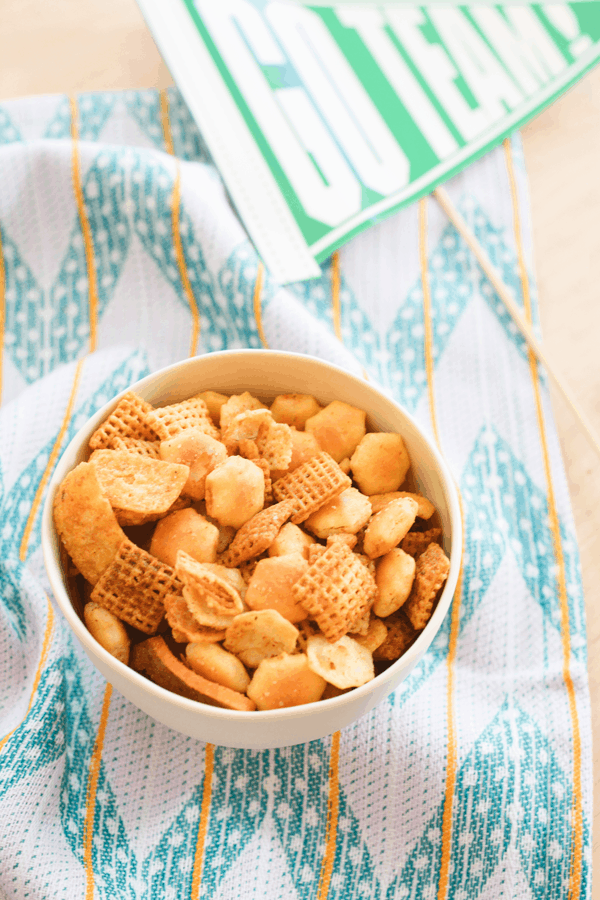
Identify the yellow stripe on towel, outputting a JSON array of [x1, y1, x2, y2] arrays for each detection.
[[160, 89, 201, 358], [70, 96, 99, 353], [419, 196, 465, 900], [83, 685, 113, 900], [191, 743, 215, 898], [504, 137, 583, 900]]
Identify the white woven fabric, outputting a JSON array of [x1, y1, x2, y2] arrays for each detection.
[[0, 89, 591, 900]]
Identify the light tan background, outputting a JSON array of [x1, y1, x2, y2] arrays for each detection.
[[1, 0, 598, 890]]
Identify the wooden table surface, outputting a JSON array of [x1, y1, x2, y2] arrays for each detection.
[[1, 0, 598, 891]]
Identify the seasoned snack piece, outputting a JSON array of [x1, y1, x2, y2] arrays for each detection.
[[269, 522, 315, 560], [146, 397, 219, 441], [150, 508, 219, 568], [326, 533, 357, 550], [245, 552, 309, 624], [220, 392, 266, 431], [350, 433, 410, 495], [186, 642, 250, 693], [401, 528, 443, 559], [89, 451, 189, 524], [354, 617, 388, 653], [88, 391, 157, 450], [111, 437, 161, 459], [404, 542, 450, 630], [246, 653, 326, 710], [53, 462, 126, 584], [339, 458, 351, 475], [272, 429, 322, 482], [164, 592, 225, 644], [131, 636, 256, 711], [373, 611, 416, 661], [363, 497, 419, 559], [222, 409, 272, 453], [347, 609, 371, 636], [195, 563, 247, 602], [369, 491, 435, 519], [270, 394, 322, 430], [304, 487, 371, 539], [224, 609, 299, 668], [239, 439, 259, 460], [292, 542, 378, 642], [159, 429, 227, 500], [305, 401, 366, 463], [272, 451, 351, 524], [306, 635, 374, 689], [239, 557, 261, 584], [90, 538, 179, 634], [194, 390, 228, 425], [373, 548, 416, 617], [256, 421, 293, 472], [176, 551, 244, 618], [251, 458, 273, 505], [307, 544, 327, 565], [221, 500, 295, 567], [84, 602, 130, 664], [205, 456, 265, 529]]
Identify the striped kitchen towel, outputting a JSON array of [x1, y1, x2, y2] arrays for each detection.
[[0, 88, 591, 900]]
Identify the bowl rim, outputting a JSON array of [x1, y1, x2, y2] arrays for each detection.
[[42, 349, 462, 721]]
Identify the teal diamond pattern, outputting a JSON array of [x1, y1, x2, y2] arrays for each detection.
[[44, 93, 116, 141], [129, 151, 227, 353], [0, 107, 21, 144], [287, 258, 384, 382], [0, 352, 151, 613], [461, 425, 584, 659], [124, 88, 211, 162], [218, 243, 279, 349]]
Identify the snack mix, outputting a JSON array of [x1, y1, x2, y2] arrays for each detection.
[[54, 389, 451, 712]]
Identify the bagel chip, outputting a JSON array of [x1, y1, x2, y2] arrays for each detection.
[[53, 462, 126, 584]]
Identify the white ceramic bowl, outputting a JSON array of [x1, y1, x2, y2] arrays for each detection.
[[42, 350, 461, 749]]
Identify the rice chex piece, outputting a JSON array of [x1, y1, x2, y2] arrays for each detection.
[[373, 611, 416, 661], [401, 528, 442, 559], [291, 542, 377, 643], [89, 392, 158, 450], [147, 398, 219, 441], [111, 436, 161, 459], [222, 500, 295, 567], [131, 636, 256, 711], [272, 451, 351, 524], [91, 539, 181, 634], [404, 542, 450, 630]]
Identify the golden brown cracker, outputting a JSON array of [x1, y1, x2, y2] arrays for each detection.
[[164, 592, 225, 644], [90, 450, 188, 514]]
